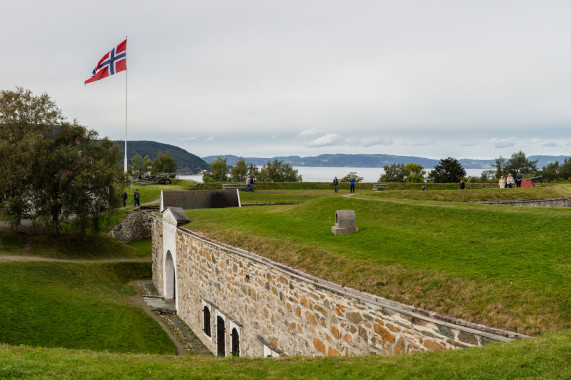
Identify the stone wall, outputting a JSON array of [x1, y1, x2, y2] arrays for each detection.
[[472, 197, 569, 207], [152, 214, 526, 358], [108, 206, 159, 243]]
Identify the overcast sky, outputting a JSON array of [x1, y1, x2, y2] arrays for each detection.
[[2, 0, 570, 160]]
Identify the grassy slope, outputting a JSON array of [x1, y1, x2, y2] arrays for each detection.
[[184, 191, 570, 334], [0, 261, 175, 355], [0, 331, 569, 379]]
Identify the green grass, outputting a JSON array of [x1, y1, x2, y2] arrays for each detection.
[[0, 331, 568, 379], [125, 238, 152, 258], [124, 183, 186, 207], [0, 261, 176, 355], [184, 193, 570, 334], [0, 232, 147, 259]]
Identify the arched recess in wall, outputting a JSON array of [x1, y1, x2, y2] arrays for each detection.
[[217, 316, 225, 357], [165, 250, 176, 300], [203, 305, 211, 337], [231, 328, 240, 357]]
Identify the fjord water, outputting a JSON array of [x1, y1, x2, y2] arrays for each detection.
[[180, 167, 486, 183]]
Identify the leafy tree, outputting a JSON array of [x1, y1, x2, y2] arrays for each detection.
[[491, 156, 506, 179], [258, 160, 302, 182], [202, 156, 228, 182], [229, 157, 248, 182], [480, 170, 496, 182], [428, 157, 466, 183], [504, 151, 538, 177], [151, 150, 177, 174], [540, 161, 560, 182], [404, 163, 426, 183], [246, 163, 259, 178], [0, 87, 64, 231], [560, 158, 571, 180], [340, 172, 364, 183], [129, 154, 144, 176], [32, 122, 126, 235], [143, 156, 153, 173], [379, 163, 405, 182]]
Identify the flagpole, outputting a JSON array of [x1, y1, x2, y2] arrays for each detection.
[[124, 36, 128, 173]]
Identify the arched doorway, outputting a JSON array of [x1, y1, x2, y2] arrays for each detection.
[[165, 251, 176, 300], [217, 316, 225, 357]]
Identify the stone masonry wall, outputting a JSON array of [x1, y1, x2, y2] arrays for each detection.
[[151, 215, 525, 358], [472, 197, 569, 207], [108, 206, 159, 243]]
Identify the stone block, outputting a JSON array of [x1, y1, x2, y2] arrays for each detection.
[[331, 210, 359, 235]]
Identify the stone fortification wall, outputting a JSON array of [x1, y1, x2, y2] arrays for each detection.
[[151, 215, 525, 358], [472, 197, 569, 207], [108, 206, 158, 243]]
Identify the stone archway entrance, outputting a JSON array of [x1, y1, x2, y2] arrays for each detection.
[[165, 250, 176, 300]]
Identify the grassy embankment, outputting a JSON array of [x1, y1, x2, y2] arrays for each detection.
[[0, 331, 569, 379], [184, 186, 570, 335]]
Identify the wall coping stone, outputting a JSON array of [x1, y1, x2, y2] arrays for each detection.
[[152, 214, 528, 343]]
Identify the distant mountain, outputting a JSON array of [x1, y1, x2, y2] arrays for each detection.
[[202, 154, 569, 169], [115, 140, 210, 174]]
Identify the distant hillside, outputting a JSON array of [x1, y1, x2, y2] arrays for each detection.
[[115, 140, 210, 174], [202, 154, 569, 169]]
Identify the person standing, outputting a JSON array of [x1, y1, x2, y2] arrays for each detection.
[[506, 174, 514, 188], [350, 177, 356, 193], [333, 176, 339, 193], [245, 176, 252, 192], [134, 189, 140, 206], [499, 176, 506, 189], [516, 170, 523, 188], [121, 190, 128, 207]]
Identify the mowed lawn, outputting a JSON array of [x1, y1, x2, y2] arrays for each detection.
[[0, 331, 569, 379], [184, 191, 570, 335], [0, 261, 176, 355]]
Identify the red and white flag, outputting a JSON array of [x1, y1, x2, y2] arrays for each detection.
[[85, 39, 127, 84]]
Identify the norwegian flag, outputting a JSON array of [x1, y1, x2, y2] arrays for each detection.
[[85, 39, 127, 84]]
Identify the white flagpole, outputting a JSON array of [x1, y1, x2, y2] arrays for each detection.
[[124, 36, 128, 173]]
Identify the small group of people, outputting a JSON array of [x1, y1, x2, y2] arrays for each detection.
[[332, 176, 356, 193], [121, 189, 141, 207], [499, 170, 523, 188]]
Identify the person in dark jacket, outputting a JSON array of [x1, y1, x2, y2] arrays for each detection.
[[333, 176, 339, 193], [516, 170, 523, 187], [459, 180, 466, 190], [121, 190, 128, 207], [134, 189, 140, 206]]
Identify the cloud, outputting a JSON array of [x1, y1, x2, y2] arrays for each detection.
[[543, 142, 557, 147], [296, 129, 324, 138], [494, 141, 515, 149], [206, 137, 214, 141], [177, 136, 197, 141], [308, 133, 342, 147], [359, 138, 394, 147], [402, 140, 438, 147], [460, 140, 482, 147]]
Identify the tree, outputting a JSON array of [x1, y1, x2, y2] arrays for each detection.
[[540, 161, 560, 182], [560, 158, 571, 180], [258, 160, 302, 182], [0, 87, 64, 231], [491, 156, 506, 179], [379, 163, 405, 182], [428, 157, 466, 183], [202, 156, 228, 182], [32, 122, 126, 235], [404, 163, 426, 183], [504, 151, 538, 177], [130, 154, 144, 176], [340, 172, 364, 183], [152, 150, 177, 174], [229, 157, 248, 182], [246, 163, 259, 178]]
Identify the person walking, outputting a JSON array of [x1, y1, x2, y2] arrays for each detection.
[[350, 177, 356, 193], [516, 170, 523, 188], [121, 190, 128, 207], [134, 189, 140, 206], [333, 176, 339, 193]]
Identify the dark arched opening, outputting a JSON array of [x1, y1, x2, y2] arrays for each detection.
[[217, 316, 225, 357], [203, 306, 211, 337], [231, 328, 240, 357]]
